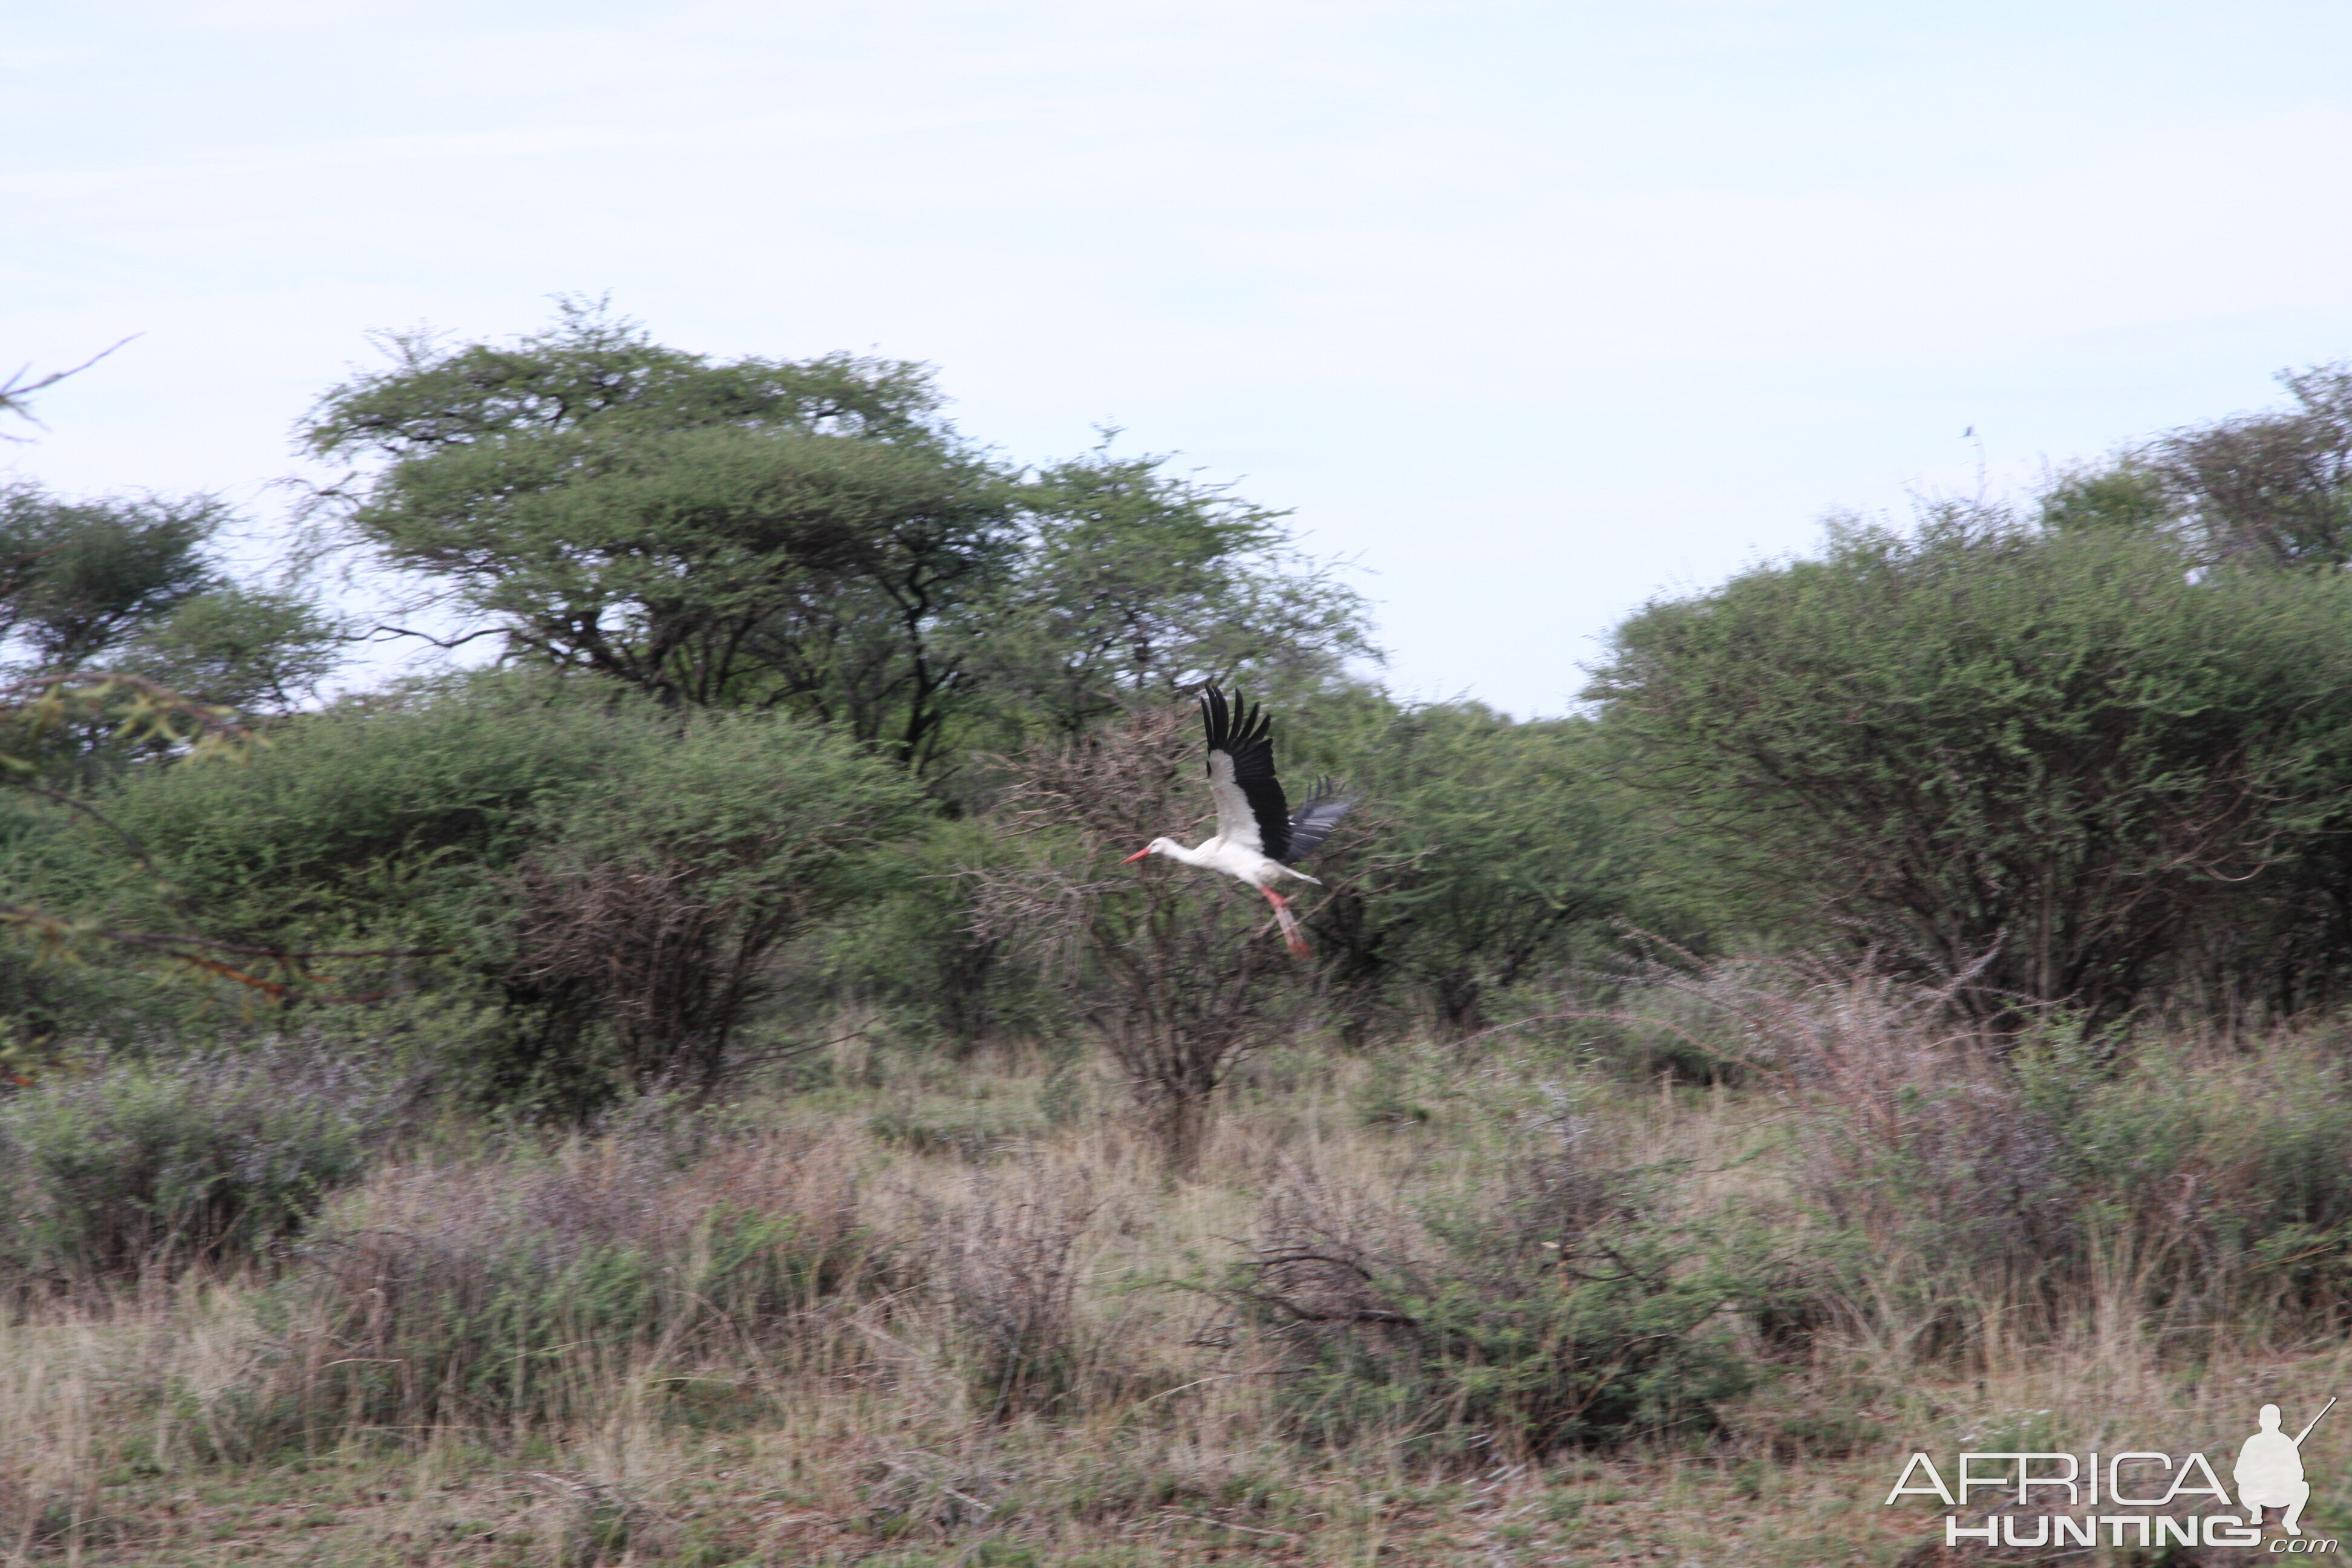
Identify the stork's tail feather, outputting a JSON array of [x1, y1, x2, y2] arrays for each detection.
[[1268, 894, 1312, 960]]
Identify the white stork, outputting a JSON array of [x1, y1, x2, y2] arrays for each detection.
[[1122, 687, 1352, 958]]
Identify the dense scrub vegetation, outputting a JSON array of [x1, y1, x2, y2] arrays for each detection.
[[6, 313, 2352, 1561]]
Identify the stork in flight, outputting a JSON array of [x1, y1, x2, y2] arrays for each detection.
[[1122, 687, 1352, 958]]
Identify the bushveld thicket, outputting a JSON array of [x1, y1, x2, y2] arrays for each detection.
[[5, 315, 2352, 1558]]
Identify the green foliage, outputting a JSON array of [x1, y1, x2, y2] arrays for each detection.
[[302, 297, 941, 457], [2038, 1034, 2352, 1331], [1592, 507, 2352, 1020], [1309, 704, 1649, 1033], [0, 481, 338, 893], [44, 672, 626, 951], [964, 443, 1373, 742], [2146, 360, 2352, 568], [304, 302, 1016, 773], [2037, 462, 2172, 537], [0, 483, 339, 1004], [36, 673, 927, 1112], [358, 423, 1010, 745], [497, 704, 929, 1106], [302, 305, 1373, 788], [0, 1052, 373, 1278], [0, 671, 259, 1029], [1233, 1154, 1763, 1456], [0, 484, 266, 792], [0, 483, 227, 673], [0, 671, 250, 786], [120, 588, 345, 714], [289, 1130, 884, 1435], [811, 816, 1059, 1053]]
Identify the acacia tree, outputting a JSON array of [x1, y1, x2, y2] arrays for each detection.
[[305, 307, 1376, 788], [2146, 362, 2352, 569], [0, 485, 223, 672], [960, 445, 1373, 741], [0, 361, 355, 1057], [302, 302, 1017, 773], [0, 484, 343, 720], [1590, 506, 2352, 1025]]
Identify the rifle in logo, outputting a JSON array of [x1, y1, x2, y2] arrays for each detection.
[[2236, 1397, 2334, 1537]]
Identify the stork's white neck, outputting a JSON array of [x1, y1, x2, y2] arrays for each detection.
[[1137, 833, 1292, 890], [1151, 836, 1217, 867]]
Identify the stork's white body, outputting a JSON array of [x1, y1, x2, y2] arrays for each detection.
[[1133, 833, 1323, 891]]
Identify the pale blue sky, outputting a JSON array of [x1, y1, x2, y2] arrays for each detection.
[[8, 2, 2352, 714]]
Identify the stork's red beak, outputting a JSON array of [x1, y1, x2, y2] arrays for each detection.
[[1121, 846, 1152, 864]]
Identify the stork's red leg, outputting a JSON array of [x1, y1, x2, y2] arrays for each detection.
[[1263, 888, 1312, 960]]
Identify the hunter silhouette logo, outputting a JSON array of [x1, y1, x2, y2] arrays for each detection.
[[1884, 1396, 2339, 1552], [2238, 1399, 2334, 1538]]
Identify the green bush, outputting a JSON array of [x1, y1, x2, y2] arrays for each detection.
[[37, 673, 929, 1116], [1590, 507, 2352, 1022], [489, 703, 929, 1112], [2043, 1033, 2352, 1335], [1230, 1140, 1765, 1456], [1740, 961, 2352, 1356], [1305, 703, 1652, 1036], [19, 670, 629, 967], [809, 817, 1062, 1054], [288, 1129, 887, 1435], [0, 1051, 375, 1279]]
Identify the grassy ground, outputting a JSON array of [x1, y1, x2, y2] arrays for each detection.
[[3, 1024, 2348, 1566]]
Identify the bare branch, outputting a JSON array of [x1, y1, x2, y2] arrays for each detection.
[[0, 336, 139, 439]]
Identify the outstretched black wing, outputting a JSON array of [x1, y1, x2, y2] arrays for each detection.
[[1283, 777, 1353, 866], [1198, 687, 1290, 861]]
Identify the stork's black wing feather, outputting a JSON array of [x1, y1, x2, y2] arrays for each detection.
[[1198, 687, 1291, 862], [1283, 777, 1354, 866]]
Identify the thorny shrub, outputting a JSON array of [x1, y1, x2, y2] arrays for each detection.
[[0, 1048, 385, 1284], [278, 1124, 886, 1440], [926, 1162, 1103, 1420], [1226, 1117, 1768, 1458], [1647, 949, 2352, 1360]]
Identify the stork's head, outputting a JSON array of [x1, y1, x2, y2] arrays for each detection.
[[1122, 837, 1178, 865]]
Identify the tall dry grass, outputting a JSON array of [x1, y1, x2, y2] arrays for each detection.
[[1, 975, 2348, 1561], [1641, 952, 2352, 1367]]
